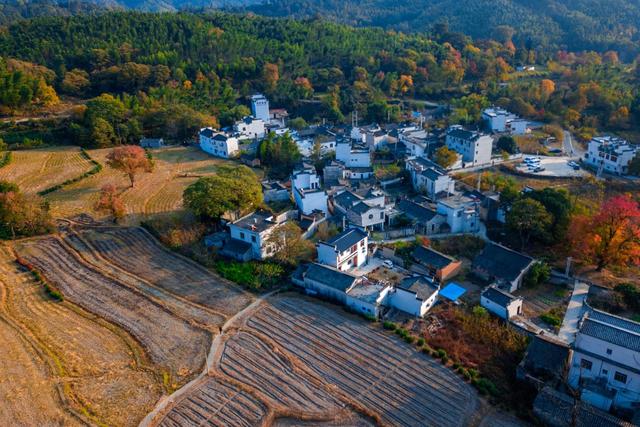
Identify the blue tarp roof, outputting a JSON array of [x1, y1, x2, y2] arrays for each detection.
[[439, 283, 466, 301]]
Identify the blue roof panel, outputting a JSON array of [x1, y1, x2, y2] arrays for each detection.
[[439, 283, 466, 301]]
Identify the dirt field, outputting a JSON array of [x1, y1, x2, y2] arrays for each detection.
[[44, 146, 236, 223], [0, 246, 161, 426], [0, 146, 94, 194], [155, 295, 478, 427]]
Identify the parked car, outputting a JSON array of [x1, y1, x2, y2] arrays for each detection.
[[534, 167, 546, 172], [383, 260, 394, 269]]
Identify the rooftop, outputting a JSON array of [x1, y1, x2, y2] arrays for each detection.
[[520, 334, 570, 379], [472, 243, 534, 282], [397, 275, 439, 301], [481, 285, 520, 307], [350, 201, 378, 215], [579, 308, 640, 352], [305, 263, 358, 292], [232, 211, 278, 233], [412, 245, 456, 269], [322, 228, 368, 253], [333, 190, 362, 209], [397, 199, 439, 222], [346, 280, 390, 304]]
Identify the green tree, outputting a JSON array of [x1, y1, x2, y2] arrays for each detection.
[[265, 222, 314, 265], [0, 181, 52, 239], [183, 165, 263, 222], [629, 153, 640, 176], [524, 261, 551, 287], [91, 118, 117, 148], [507, 198, 552, 250], [496, 136, 517, 154]]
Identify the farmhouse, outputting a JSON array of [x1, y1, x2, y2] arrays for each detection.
[[199, 128, 239, 158], [233, 116, 266, 140], [568, 308, 640, 412], [406, 157, 454, 199], [139, 137, 164, 148], [583, 136, 639, 175], [482, 107, 528, 135], [400, 129, 440, 158], [436, 195, 481, 234], [335, 140, 371, 168], [396, 199, 447, 235], [226, 210, 282, 260], [388, 275, 440, 317], [291, 163, 328, 215], [518, 335, 571, 386], [316, 228, 368, 271], [411, 245, 461, 282], [480, 285, 523, 320], [445, 125, 493, 167], [251, 93, 270, 122], [345, 279, 393, 318], [346, 201, 385, 231], [472, 242, 534, 292]]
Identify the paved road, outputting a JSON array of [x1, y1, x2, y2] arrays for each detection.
[[563, 131, 584, 159], [558, 281, 590, 344]]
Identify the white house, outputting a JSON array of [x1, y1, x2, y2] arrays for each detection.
[[509, 119, 528, 135], [400, 129, 440, 158], [436, 195, 480, 234], [227, 211, 282, 260], [199, 128, 239, 158], [335, 140, 371, 168], [233, 116, 266, 140], [584, 136, 639, 175], [365, 129, 388, 149], [568, 308, 640, 411], [406, 157, 454, 199], [472, 243, 534, 293], [445, 125, 493, 167], [482, 107, 528, 135], [351, 124, 381, 143], [345, 279, 393, 318], [388, 275, 440, 317], [346, 201, 385, 231], [292, 164, 328, 215], [316, 228, 368, 271], [481, 285, 523, 320], [251, 94, 270, 122]]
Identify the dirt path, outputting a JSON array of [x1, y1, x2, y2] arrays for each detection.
[[140, 289, 280, 427]]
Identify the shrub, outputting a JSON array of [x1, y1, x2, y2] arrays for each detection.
[[383, 321, 397, 331], [468, 368, 479, 378], [0, 151, 12, 169], [416, 337, 425, 346], [473, 378, 498, 396], [441, 355, 449, 364], [541, 311, 562, 327], [437, 349, 447, 359], [404, 335, 416, 344]]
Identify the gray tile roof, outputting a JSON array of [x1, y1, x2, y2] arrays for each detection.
[[200, 128, 215, 138], [349, 201, 376, 215], [397, 276, 439, 301], [305, 263, 358, 292], [324, 228, 368, 252], [232, 211, 277, 233], [412, 245, 455, 269], [333, 190, 362, 209], [397, 200, 438, 223], [472, 243, 534, 282], [588, 309, 640, 335], [580, 315, 640, 352], [481, 286, 519, 307], [521, 335, 570, 379]]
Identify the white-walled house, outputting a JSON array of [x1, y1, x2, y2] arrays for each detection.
[[346, 202, 385, 231], [481, 285, 523, 320], [199, 128, 239, 158], [472, 243, 534, 293], [482, 107, 528, 135], [227, 211, 282, 260], [251, 93, 270, 122], [446, 125, 493, 167], [436, 195, 480, 234], [388, 275, 440, 317], [335, 140, 371, 168], [583, 136, 639, 175], [292, 164, 328, 215], [233, 116, 266, 140], [400, 129, 439, 158], [406, 157, 454, 199], [346, 280, 393, 318], [568, 308, 640, 411], [316, 228, 368, 271]]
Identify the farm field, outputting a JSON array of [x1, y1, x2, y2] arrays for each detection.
[[154, 295, 478, 427], [39, 145, 238, 223], [0, 146, 94, 194], [0, 246, 162, 426]]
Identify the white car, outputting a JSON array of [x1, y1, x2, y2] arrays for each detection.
[[382, 260, 393, 269]]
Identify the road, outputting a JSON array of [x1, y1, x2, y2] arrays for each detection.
[[563, 131, 584, 159], [558, 281, 590, 344]]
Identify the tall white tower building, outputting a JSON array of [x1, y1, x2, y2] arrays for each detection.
[[251, 94, 270, 122]]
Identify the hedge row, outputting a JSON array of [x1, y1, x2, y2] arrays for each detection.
[[38, 149, 102, 196], [0, 151, 12, 169]]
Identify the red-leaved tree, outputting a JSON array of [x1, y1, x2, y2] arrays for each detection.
[[569, 194, 640, 271], [106, 145, 153, 187]]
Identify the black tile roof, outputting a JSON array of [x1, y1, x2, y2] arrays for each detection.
[[580, 314, 640, 352], [397, 200, 438, 222], [334, 190, 362, 209], [222, 238, 252, 256], [412, 245, 455, 269], [472, 243, 534, 282], [481, 286, 519, 307], [397, 276, 439, 301], [521, 335, 570, 379], [200, 128, 215, 138], [232, 211, 277, 233], [324, 228, 368, 252], [349, 201, 376, 215], [305, 263, 358, 292]]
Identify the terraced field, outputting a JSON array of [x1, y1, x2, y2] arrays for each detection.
[[0, 147, 94, 194], [155, 295, 478, 427], [0, 246, 161, 426]]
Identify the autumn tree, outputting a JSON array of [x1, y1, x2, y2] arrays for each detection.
[[106, 145, 152, 187], [507, 198, 552, 250], [434, 146, 458, 169], [265, 222, 314, 265], [95, 184, 125, 222], [183, 165, 263, 223], [263, 62, 279, 91], [569, 195, 640, 271], [0, 181, 52, 239], [540, 79, 555, 102]]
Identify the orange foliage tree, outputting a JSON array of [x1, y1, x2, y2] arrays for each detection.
[[569, 194, 640, 271], [106, 145, 153, 187], [95, 184, 125, 222]]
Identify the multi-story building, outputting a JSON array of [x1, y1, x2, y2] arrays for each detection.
[[335, 140, 371, 168], [199, 128, 239, 158], [291, 163, 328, 215], [400, 129, 440, 158], [233, 116, 266, 140], [227, 211, 282, 260], [482, 107, 528, 135], [445, 125, 493, 167], [568, 308, 640, 411], [584, 136, 639, 175], [405, 157, 454, 199], [251, 93, 270, 122], [436, 195, 480, 234], [316, 228, 369, 271]]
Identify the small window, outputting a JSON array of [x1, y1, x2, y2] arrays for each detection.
[[614, 372, 627, 384], [606, 348, 612, 355], [602, 369, 609, 375], [581, 359, 593, 371], [368, 214, 374, 219], [240, 232, 245, 240], [251, 235, 256, 243], [380, 212, 384, 219]]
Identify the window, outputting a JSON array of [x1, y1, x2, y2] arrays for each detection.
[[602, 369, 609, 375], [606, 348, 612, 355], [380, 212, 384, 219], [580, 359, 593, 371], [368, 214, 374, 220], [614, 372, 627, 384], [240, 232, 245, 240], [251, 235, 256, 243]]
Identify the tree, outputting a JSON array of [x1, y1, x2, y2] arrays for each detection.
[[106, 145, 152, 187], [496, 136, 517, 154], [569, 195, 640, 271], [540, 79, 555, 102], [524, 261, 551, 287], [91, 117, 117, 148], [527, 188, 572, 243], [95, 184, 125, 222], [183, 166, 263, 223], [434, 146, 458, 169], [265, 222, 314, 265], [61, 69, 90, 96], [507, 198, 552, 250], [0, 182, 52, 239], [629, 153, 640, 176]]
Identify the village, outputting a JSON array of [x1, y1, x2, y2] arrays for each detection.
[[165, 92, 640, 425]]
